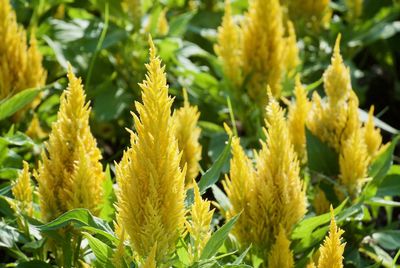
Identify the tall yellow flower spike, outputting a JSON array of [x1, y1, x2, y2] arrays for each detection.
[[363, 106, 382, 159], [222, 136, 256, 247], [285, 20, 300, 74], [307, 35, 355, 151], [288, 76, 310, 161], [12, 161, 33, 217], [339, 128, 369, 199], [157, 8, 169, 36], [250, 96, 306, 254], [173, 89, 202, 186], [36, 66, 105, 222], [241, 0, 286, 102], [186, 182, 214, 262], [317, 206, 346, 268], [267, 226, 294, 268], [0, 0, 46, 99], [215, 0, 242, 87], [346, 0, 363, 21], [116, 36, 186, 263]]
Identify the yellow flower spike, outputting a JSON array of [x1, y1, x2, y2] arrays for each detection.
[[157, 8, 169, 36], [317, 206, 346, 268], [324, 35, 351, 107], [214, 0, 242, 87], [140, 243, 157, 268], [313, 186, 331, 215], [12, 161, 33, 217], [26, 114, 47, 140], [288, 76, 310, 161], [363, 106, 382, 159], [173, 89, 202, 186], [285, 20, 300, 74], [241, 0, 286, 102], [250, 98, 306, 254], [116, 36, 186, 263], [222, 136, 256, 247], [267, 226, 294, 268], [186, 181, 214, 262], [0, 0, 46, 99], [339, 128, 369, 199], [36, 65, 105, 222]]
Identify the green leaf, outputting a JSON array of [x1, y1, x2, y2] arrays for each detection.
[[0, 88, 41, 121], [362, 136, 399, 200], [232, 245, 251, 265], [372, 230, 400, 250], [198, 138, 231, 194], [366, 197, 400, 207], [83, 232, 114, 268], [99, 165, 116, 222], [305, 128, 339, 176], [16, 260, 53, 268], [200, 213, 240, 260]]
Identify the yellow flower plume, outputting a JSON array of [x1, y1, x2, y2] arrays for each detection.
[[267, 226, 294, 268], [222, 136, 256, 247], [317, 207, 346, 268], [0, 0, 46, 99], [115, 36, 186, 263], [288, 76, 310, 161], [250, 97, 306, 253], [12, 161, 33, 217], [363, 106, 382, 159], [36, 66, 105, 222], [173, 89, 202, 186], [186, 181, 214, 262], [214, 0, 242, 87]]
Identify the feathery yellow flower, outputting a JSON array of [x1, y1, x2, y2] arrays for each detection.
[[313, 186, 331, 215], [363, 106, 382, 159], [157, 8, 169, 36], [116, 37, 186, 263], [307, 35, 356, 151], [339, 128, 369, 199], [288, 76, 310, 161], [346, 0, 363, 21], [122, 0, 142, 30], [140, 244, 157, 268], [214, 0, 242, 87], [241, 0, 286, 102], [12, 161, 33, 217], [249, 97, 306, 253], [26, 114, 47, 140], [0, 0, 46, 99], [36, 66, 105, 222], [173, 89, 202, 186], [186, 182, 214, 262], [222, 136, 256, 246], [317, 207, 345, 268], [267, 226, 294, 268], [284, 20, 300, 74], [307, 261, 316, 268]]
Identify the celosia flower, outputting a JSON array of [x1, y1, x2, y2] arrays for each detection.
[[317, 207, 346, 268], [141, 244, 157, 268], [116, 37, 186, 263], [285, 21, 300, 74], [173, 89, 202, 186], [214, 0, 242, 87], [288, 76, 310, 161], [249, 97, 306, 254], [222, 136, 256, 246], [339, 128, 369, 199], [0, 0, 46, 100], [36, 66, 105, 222], [313, 186, 331, 215], [26, 114, 47, 140], [267, 226, 294, 268], [363, 106, 382, 159], [225, 95, 306, 260], [12, 161, 33, 217], [157, 8, 169, 36], [186, 181, 214, 262], [241, 0, 286, 102]]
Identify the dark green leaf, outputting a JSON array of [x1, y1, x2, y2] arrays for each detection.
[[0, 88, 41, 121]]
